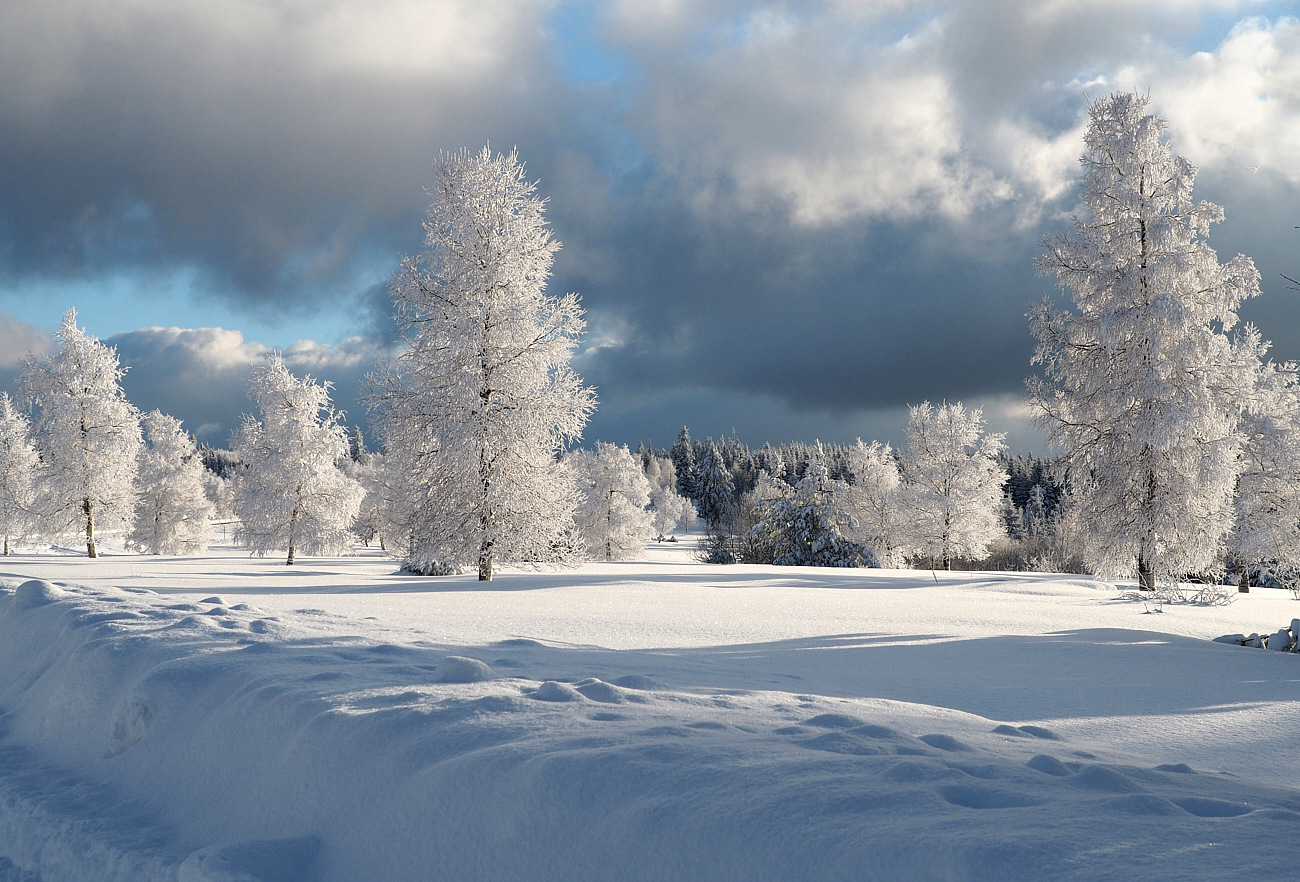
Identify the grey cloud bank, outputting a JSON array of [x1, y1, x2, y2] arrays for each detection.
[[1, 0, 1296, 452]]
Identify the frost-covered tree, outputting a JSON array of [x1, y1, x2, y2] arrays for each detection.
[[901, 402, 1006, 570], [21, 309, 141, 558], [369, 147, 596, 579], [747, 463, 874, 567], [571, 442, 654, 560], [231, 356, 362, 564], [844, 439, 907, 568], [0, 393, 39, 554], [1231, 358, 1300, 591], [1028, 92, 1263, 590], [645, 454, 696, 537], [130, 410, 214, 554]]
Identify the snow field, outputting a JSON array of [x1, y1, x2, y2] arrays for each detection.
[[3, 543, 1300, 879]]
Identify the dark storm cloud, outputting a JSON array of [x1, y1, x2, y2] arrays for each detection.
[[108, 327, 384, 446], [1, 0, 1297, 450]]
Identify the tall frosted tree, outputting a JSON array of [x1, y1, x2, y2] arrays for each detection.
[[369, 147, 596, 580], [693, 442, 734, 527], [21, 309, 141, 558], [0, 393, 39, 555], [845, 439, 907, 568], [901, 402, 1006, 570], [131, 410, 214, 554], [1230, 356, 1300, 590], [1028, 92, 1263, 590], [232, 355, 362, 565], [571, 442, 654, 560], [644, 454, 696, 537]]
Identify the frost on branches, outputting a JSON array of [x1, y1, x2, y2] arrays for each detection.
[[369, 147, 596, 580], [0, 393, 39, 555], [644, 455, 696, 538], [901, 402, 1006, 570], [747, 463, 875, 568], [20, 309, 141, 558], [131, 410, 215, 555], [571, 442, 654, 560], [844, 439, 907, 568], [1231, 360, 1300, 592], [1028, 92, 1263, 590], [231, 356, 363, 565]]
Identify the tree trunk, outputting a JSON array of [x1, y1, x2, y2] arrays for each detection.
[[84, 497, 97, 559], [3, 534, 8, 556], [1238, 567, 1251, 593], [1137, 552, 1155, 592], [478, 537, 493, 581], [286, 544, 296, 566]]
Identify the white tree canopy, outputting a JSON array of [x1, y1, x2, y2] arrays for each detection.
[[1028, 92, 1263, 589], [900, 401, 1006, 570], [844, 439, 907, 568], [0, 393, 39, 555], [131, 410, 214, 555], [370, 146, 596, 579], [21, 308, 141, 558], [571, 442, 654, 560], [232, 355, 362, 565], [645, 454, 696, 537], [747, 462, 873, 568]]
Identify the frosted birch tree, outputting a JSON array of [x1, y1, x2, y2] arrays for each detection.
[[1028, 92, 1263, 590], [0, 393, 39, 554], [1230, 356, 1300, 591], [900, 402, 1006, 570], [130, 410, 214, 554], [571, 442, 654, 560], [844, 439, 907, 567], [645, 454, 696, 537], [369, 147, 596, 580], [231, 355, 362, 565], [21, 309, 141, 558]]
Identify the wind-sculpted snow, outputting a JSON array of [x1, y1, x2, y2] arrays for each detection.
[[3, 556, 1300, 879]]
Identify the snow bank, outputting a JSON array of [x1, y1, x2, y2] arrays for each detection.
[[3, 564, 1300, 880]]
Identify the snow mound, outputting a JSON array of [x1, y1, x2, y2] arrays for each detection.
[[179, 837, 319, 882], [431, 656, 494, 683], [12, 580, 63, 609]]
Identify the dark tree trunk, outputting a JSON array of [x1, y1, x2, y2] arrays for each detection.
[[1137, 553, 1155, 592], [84, 497, 97, 559]]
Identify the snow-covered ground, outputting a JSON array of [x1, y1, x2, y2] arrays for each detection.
[[3, 537, 1300, 880]]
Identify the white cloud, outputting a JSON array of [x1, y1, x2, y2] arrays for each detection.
[[0, 314, 50, 369]]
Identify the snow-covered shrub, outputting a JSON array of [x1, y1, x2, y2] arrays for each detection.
[[747, 464, 876, 568], [0, 392, 39, 555]]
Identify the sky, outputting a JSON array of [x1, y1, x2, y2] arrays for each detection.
[[1, 0, 1298, 453]]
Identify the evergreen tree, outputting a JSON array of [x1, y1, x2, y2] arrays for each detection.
[[0, 393, 39, 555], [693, 441, 735, 527], [232, 355, 362, 565], [670, 427, 697, 500], [21, 309, 141, 558], [369, 147, 595, 579], [747, 463, 874, 567], [131, 410, 214, 554], [1029, 92, 1263, 590]]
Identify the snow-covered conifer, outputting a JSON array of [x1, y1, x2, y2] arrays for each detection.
[[844, 439, 907, 568], [130, 410, 214, 554], [231, 355, 362, 564], [0, 393, 39, 555], [900, 402, 1006, 570], [369, 147, 596, 579], [21, 309, 141, 558], [747, 463, 873, 567], [693, 442, 734, 527], [1028, 92, 1263, 589], [571, 442, 654, 560], [670, 427, 697, 500]]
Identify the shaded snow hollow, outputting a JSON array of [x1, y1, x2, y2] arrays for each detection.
[[3, 545, 1300, 880]]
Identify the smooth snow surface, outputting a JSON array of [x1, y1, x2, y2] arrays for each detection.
[[3, 539, 1300, 880]]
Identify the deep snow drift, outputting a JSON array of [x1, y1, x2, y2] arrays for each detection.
[[3, 540, 1300, 880]]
